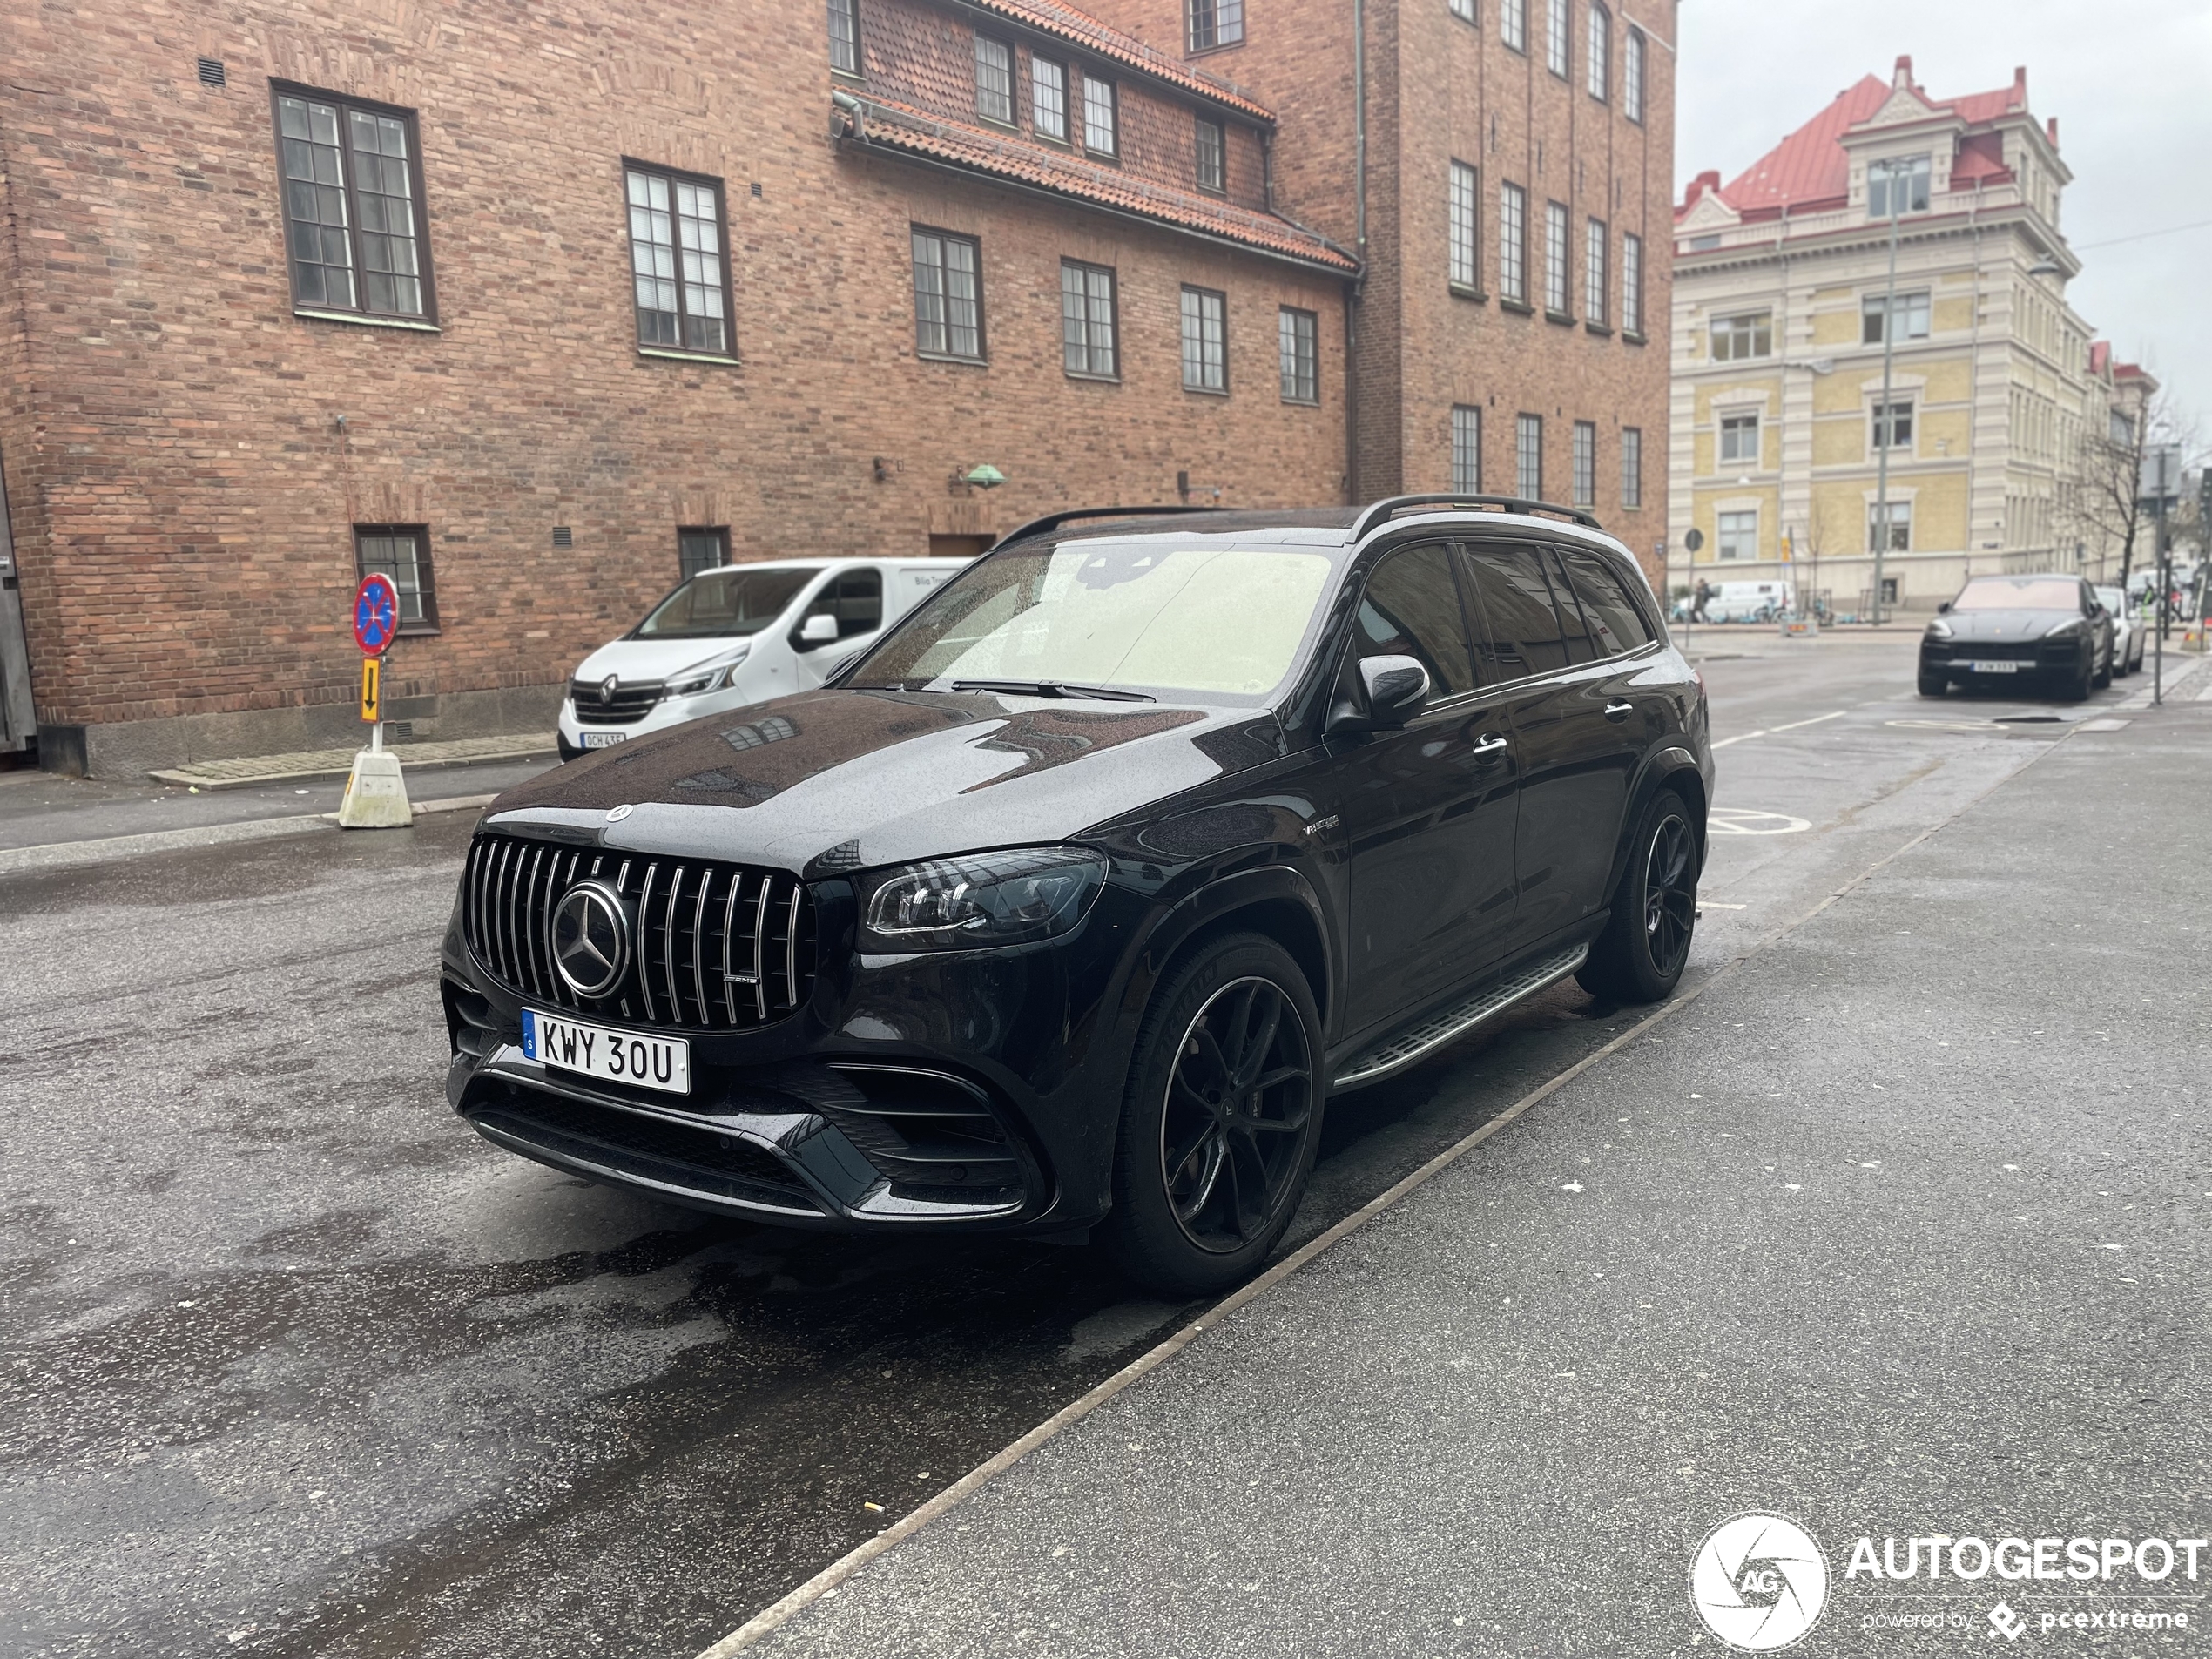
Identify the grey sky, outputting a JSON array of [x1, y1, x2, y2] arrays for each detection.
[[1673, 0, 2212, 436]]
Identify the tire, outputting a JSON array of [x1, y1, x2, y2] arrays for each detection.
[[1917, 666, 1948, 698], [2065, 655, 2094, 702], [1577, 789, 1699, 1005], [2093, 646, 2112, 691], [1102, 933, 1325, 1297]]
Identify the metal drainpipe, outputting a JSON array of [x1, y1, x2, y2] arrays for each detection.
[[1349, 0, 1367, 503]]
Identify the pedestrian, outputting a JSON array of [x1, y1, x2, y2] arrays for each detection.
[[1693, 577, 1712, 623]]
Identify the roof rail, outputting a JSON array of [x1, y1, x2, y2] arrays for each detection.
[[1351, 494, 1602, 539], [989, 504, 1233, 548]]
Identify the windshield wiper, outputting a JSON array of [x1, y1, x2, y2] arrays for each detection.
[[948, 678, 1157, 703]]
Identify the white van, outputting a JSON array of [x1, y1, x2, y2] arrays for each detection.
[[556, 557, 968, 756], [1699, 580, 1794, 623]]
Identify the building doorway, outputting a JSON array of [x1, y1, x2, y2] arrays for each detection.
[[928, 534, 993, 559]]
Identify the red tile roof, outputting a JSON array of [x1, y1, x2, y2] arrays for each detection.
[[840, 96, 1359, 272], [963, 0, 1274, 123]]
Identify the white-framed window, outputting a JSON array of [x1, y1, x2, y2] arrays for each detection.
[[1623, 27, 1644, 121], [1082, 74, 1117, 155], [1583, 218, 1607, 324], [1449, 160, 1480, 288], [1586, 3, 1608, 99], [1621, 232, 1642, 334], [1867, 501, 1912, 551], [1571, 421, 1596, 506], [1032, 57, 1069, 141], [1179, 285, 1227, 392], [974, 36, 1014, 125], [1279, 307, 1318, 403], [1709, 311, 1772, 361], [1716, 510, 1757, 561], [1545, 0, 1570, 76], [1502, 0, 1527, 50], [1862, 290, 1931, 345], [1500, 181, 1527, 302], [1620, 426, 1642, 508], [1868, 154, 1931, 218], [1453, 405, 1481, 492], [1872, 399, 1914, 450], [827, 0, 860, 74], [1516, 412, 1543, 496], [1543, 200, 1569, 314], [1719, 411, 1759, 465]]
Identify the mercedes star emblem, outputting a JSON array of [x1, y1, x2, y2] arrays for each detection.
[[605, 804, 633, 823], [550, 880, 629, 997], [598, 674, 619, 706]]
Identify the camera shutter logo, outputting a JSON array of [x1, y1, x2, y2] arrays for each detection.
[[551, 881, 630, 997], [1689, 1513, 1830, 1651]]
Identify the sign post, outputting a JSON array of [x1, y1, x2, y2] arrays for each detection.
[[338, 573, 412, 829]]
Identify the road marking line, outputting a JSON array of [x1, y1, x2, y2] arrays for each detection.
[[1711, 730, 1767, 749], [693, 723, 2074, 1658], [1713, 709, 1846, 749], [1700, 901, 1750, 909], [1772, 710, 1847, 732]]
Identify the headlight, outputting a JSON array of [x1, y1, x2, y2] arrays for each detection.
[[668, 642, 752, 697], [2041, 618, 2084, 639], [858, 846, 1107, 952], [1925, 618, 1952, 639]]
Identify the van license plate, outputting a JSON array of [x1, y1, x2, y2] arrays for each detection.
[[522, 1009, 689, 1094], [1968, 660, 2020, 674], [580, 732, 627, 749]]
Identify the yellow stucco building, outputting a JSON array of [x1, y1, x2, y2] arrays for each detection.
[[1668, 57, 2101, 615]]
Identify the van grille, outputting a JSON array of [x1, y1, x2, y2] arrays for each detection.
[[461, 833, 815, 1030], [570, 679, 664, 725]]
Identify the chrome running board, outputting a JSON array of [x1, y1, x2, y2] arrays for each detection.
[[1331, 943, 1589, 1091]]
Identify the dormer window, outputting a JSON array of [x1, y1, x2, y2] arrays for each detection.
[[1868, 155, 1930, 219]]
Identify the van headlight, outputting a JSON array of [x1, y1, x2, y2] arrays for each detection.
[[668, 642, 752, 697], [858, 847, 1107, 952]]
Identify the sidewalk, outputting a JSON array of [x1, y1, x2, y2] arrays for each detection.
[[728, 691, 2212, 1655]]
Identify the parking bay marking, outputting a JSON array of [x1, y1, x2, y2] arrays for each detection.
[[1712, 709, 1846, 749], [1709, 808, 1811, 836]]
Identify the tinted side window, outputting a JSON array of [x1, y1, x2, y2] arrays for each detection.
[[1460, 543, 1568, 679], [1352, 543, 1475, 694], [1555, 546, 1655, 655], [824, 569, 884, 637], [1548, 549, 1602, 664]]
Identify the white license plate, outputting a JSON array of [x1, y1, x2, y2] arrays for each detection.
[[522, 1008, 689, 1094], [579, 731, 627, 749], [1967, 659, 2020, 674]]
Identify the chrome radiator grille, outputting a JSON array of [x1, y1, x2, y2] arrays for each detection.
[[461, 833, 816, 1030]]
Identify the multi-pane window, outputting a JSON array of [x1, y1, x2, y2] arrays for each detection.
[[827, 0, 861, 74], [1872, 399, 1914, 450], [1623, 27, 1645, 121], [1500, 182, 1527, 301], [1620, 427, 1642, 509], [1449, 161, 1480, 288], [678, 528, 729, 580], [1709, 311, 1772, 361], [912, 228, 983, 361], [1571, 421, 1596, 507], [1450, 0, 1476, 19], [1868, 154, 1931, 218], [1278, 307, 1318, 403], [1082, 75, 1117, 155], [1452, 406, 1481, 492], [1862, 290, 1932, 344], [1061, 260, 1117, 377], [1622, 232, 1643, 334], [1584, 218, 1607, 324], [1031, 58, 1069, 141], [1196, 118, 1226, 192], [355, 526, 436, 627], [1719, 411, 1759, 464], [1180, 286, 1228, 392], [1502, 0, 1527, 51], [1545, 0, 1570, 76], [626, 165, 732, 354], [1544, 200, 1569, 314], [1187, 0, 1245, 50], [275, 90, 431, 320], [1717, 510, 1757, 561], [1516, 413, 1543, 497], [974, 37, 1015, 125], [1587, 3, 1609, 98], [1868, 501, 1912, 551]]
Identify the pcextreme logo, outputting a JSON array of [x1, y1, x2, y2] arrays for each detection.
[[1690, 1513, 1831, 1651]]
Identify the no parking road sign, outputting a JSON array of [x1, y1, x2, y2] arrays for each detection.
[[353, 573, 401, 656]]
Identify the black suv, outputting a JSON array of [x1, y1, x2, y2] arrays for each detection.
[[441, 497, 1711, 1292]]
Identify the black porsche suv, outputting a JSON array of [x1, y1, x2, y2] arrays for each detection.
[[441, 496, 1712, 1293]]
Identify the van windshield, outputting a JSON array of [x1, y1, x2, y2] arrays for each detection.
[[850, 542, 1337, 702], [634, 567, 816, 639]]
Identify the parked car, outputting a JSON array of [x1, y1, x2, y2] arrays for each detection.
[[443, 497, 1713, 1293], [1919, 574, 2114, 699], [2094, 584, 2144, 677], [556, 558, 968, 759]]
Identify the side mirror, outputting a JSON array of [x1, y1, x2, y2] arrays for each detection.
[[799, 612, 840, 645], [1936, 599, 1952, 614], [1344, 654, 1431, 733]]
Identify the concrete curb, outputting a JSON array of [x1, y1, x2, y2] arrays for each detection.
[[0, 793, 495, 879], [148, 739, 556, 791]]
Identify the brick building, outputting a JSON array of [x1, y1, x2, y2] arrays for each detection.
[[0, 0, 1672, 776]]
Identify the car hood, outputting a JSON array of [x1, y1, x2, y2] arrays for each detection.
[[484, 688, 1288, 877], [1936, 610, 2085, 643], [570, 635, 773, 686]]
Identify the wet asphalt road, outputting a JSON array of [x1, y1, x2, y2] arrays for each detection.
[[0, 633, 2176, 1658]]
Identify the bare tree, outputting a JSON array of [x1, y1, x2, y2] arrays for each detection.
[[2059, 384, 2192, 588]]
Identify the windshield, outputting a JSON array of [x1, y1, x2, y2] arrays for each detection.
[[634, 567, 815, 639], [850, 542, 1338, 702], [1952, 577, 2080, 613]]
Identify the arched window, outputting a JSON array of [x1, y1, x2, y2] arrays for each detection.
[[1587, 3, 1609, 100], [1623, 27, 1645, 121]]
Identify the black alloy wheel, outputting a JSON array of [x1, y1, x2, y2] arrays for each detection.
[[1104, 934, 1323, 1295], [1577, 787, 1699, 1004]]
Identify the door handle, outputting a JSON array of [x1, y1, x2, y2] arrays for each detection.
[[1470, 733, 1509, 759], [1603, 700, 1634, 722]]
